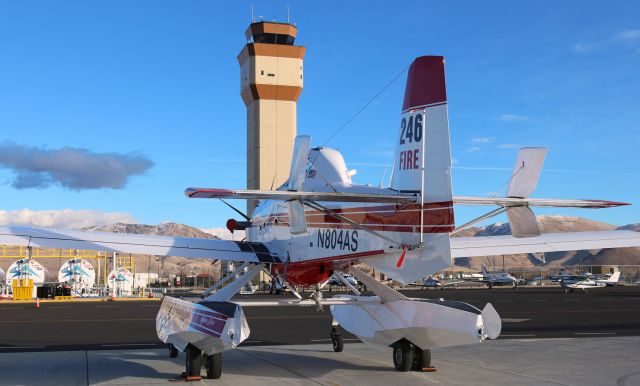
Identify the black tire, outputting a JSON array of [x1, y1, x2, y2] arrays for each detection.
[[185, 345, 202, 377], [168, 344, 178, 358], [204, 353, 222, 379], [411, 348, 431, 371], [393, 342, 414, 372], [331, 333, 344, 352]]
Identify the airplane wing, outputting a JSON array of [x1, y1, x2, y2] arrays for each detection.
[[0, 225, 281, 263], [450, 230, 640, 258], [453, 197, 628, 208], [186, 188, 627, 208], [185, 188, 417, 203]]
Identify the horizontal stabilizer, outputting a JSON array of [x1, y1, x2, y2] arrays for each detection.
[[186, 188, 417, 203], [451, 230, 640, 258], [453, 196, 629, 208]]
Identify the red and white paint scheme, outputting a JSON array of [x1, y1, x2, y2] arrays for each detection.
[[1, 56, 639, 378]]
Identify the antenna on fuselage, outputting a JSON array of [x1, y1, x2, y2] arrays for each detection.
[[379, 161, 390, 188]]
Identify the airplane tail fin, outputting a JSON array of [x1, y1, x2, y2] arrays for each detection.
[[606, 271, 621, 284], [365, 56, 454, 285], [482, 265, 489, 275]]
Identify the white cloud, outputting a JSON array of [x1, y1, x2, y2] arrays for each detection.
[[466, 146, 481, 153], [574, 29, 640, 55], [497, 143, 521, 149], [614, 29, 640, 42], [200, 227, 246, 241], [0, 143, 153, 190], [0, 209, 137, 229], [471, 137, 492, 144], [572, 42, 601, 54], [497, 114, 528, 122]]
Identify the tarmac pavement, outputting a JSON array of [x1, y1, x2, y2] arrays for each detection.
[[0, 337, 638, 385]]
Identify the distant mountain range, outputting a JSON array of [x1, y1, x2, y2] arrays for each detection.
[[453, 216, 640, 270], [3, 217, 638, 281], [81, 222, 224, 278]]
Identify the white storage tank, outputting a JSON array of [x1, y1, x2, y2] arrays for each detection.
[[6, 259, 46, 298], [58, 259, 96, 295], [108, 267, 134, 296]]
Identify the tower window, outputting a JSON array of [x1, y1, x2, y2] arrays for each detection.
[[252, 33, 295, 45], [261, 70, 264, 75]]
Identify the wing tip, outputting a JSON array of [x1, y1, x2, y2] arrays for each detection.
[[184, 188, 234, 198]]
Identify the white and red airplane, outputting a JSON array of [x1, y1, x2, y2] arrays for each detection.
[[1, 56, 639, 378]]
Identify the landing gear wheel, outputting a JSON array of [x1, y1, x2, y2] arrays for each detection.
[[411, 348, 431, 371], [204, 353, 222, 379], [393, 341, 414, 372], [185, 345, 202, 377], [168, 344, 178, 358], [331, 327, 343, 352]]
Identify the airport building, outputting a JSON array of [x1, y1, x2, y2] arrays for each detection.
[[238, 21, 305, 214]]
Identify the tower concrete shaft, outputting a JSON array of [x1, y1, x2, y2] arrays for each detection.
[[238, 21, 305, 214]]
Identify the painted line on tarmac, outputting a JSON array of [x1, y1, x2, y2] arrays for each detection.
[[49, 306, 72, 309], [502, 318, 531, 323], [506, 309, 634, 314], [0, 307, 23, 309], [563, 299, 580, 301], [0, 346, 46, 349], [573, 332, 616, 336], [141, 304, 160, 307], [0, 318, 155, 323]]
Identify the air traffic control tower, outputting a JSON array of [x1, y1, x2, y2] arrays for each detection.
[[238, 21, 305, 214]]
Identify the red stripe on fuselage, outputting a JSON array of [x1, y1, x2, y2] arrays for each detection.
[[272, 250, 386, 286], [256, 202, 454, 233]]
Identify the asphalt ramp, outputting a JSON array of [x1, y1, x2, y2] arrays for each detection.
[[0, 337, 639, 385]]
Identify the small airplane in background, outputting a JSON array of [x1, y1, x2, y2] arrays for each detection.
[[468, 266, 524, 289], [1, 56, 639, 379], [561, 270, 621, 292], [415, 276, 464, 290], [550, 269, 594, 282], [327, 273, 358, 287]]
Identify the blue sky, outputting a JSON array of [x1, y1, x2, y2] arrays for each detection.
[[0, 0, 638, 230]]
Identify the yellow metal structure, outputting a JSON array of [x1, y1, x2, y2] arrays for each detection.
[[117, 254, 135, 274], [12, 278, 33, 300], [0, 245, 108, 287]]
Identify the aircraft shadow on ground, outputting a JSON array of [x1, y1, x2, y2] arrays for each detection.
[[87, 350, 182, 383], [231, 347, 394, 379]]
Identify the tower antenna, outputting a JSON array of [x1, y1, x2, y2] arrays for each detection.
[[287, 5, 290, 23], [251, 4, 255, 23]]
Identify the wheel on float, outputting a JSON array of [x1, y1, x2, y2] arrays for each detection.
[[411, 348, 431, 371], [185, 345, 202, 377], [204, 352, 222, 379], [331, 332, 344, 352], [393, 341, 413, 372], [168, 344, 178, 358]]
